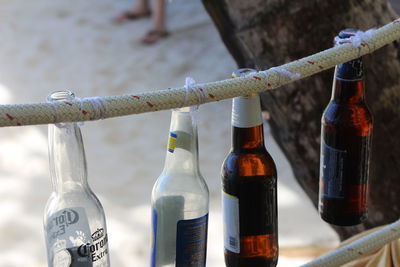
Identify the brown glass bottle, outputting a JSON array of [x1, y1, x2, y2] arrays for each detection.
[[319, 30, 373, 226], [222, 69, 278, 267]]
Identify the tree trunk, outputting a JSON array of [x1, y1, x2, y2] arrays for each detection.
[[202, 0, 400, 240]]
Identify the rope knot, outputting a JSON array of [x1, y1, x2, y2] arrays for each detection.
[[86, 97, 109, 121], [350, 29, 376, 47], [182, 77, 208, 108], [334, 29, 376, 48], [269, 67, 301, 86]]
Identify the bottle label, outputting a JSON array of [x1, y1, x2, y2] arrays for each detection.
[[176, 214, 208, 267], [222, 191, 240, 253], [321, 142, 347, 198], [232, 95, 263, 128], [335, 58, 363, 81], [45, 207, 109, 267], [167, 132, 178, 153], [151, 196, 185, 266]]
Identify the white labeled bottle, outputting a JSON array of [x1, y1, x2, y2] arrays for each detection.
[[43, 91, 110, 267], [151, 107, 209, 267]]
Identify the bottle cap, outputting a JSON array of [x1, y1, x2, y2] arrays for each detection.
[[335, 29, 363, 81], [231, 68, 262, 128], [47, 90, 75, 102], [335, 29, 357, 45], [231, 68, 256, 78], [338, 29, 357, 39]]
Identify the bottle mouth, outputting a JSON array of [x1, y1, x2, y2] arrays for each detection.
[[175, 107, 192, 113], [47, 90, 75, 102], [335, 28, 357, 46], [232, 68, 256, 78]]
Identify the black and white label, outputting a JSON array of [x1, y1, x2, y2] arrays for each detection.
[[46, 207, 91, 247], [46, 207, 92, 266], [45, 207, 109, 267], [321, 142, 347, 198], [222, 191, 240, 253], [53, 249, 72, 267]]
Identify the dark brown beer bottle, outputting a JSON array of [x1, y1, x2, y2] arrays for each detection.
[[222, 68, 278, 267], [319, 29, 373, 226]]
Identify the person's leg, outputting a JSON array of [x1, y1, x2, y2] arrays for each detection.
[[113, 0, 151, 23], [132, 0, 151, 14], [151, 0, 166, 32], [141, 0, 168, 44]]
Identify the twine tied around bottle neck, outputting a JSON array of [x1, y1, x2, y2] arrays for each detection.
[[182, 77, 208, 110], [47, 97, 83, 133], [86, 96, 109, 121], [48, 95, 109, 131], [48, 100, 64, 129]]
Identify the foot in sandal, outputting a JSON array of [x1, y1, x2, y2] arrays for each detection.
[[113, 10, 151, 24], [141, 29, 170, 45]]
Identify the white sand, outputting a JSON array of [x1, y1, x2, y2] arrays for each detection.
[[0, 0, 338, 266]]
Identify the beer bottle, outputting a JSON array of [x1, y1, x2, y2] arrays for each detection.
[[44, 91, 110, 267], [222, 68, 278, 267], [319, 29, 373, 226], [151, 107, 209, 267]]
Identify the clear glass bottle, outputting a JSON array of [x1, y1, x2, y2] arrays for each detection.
[[151, 107, 209, 267], [43, 91, 110, 267]]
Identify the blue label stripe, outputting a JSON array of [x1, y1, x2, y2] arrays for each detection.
[[170, 132, 177, 138], [150, 210, 157, 267]]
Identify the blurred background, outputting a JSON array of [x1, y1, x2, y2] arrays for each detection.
[[0, 0, 342, 266]]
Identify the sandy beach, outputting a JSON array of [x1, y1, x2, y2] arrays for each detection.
[[0, 0, 339, 266]]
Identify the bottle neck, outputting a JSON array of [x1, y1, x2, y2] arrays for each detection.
[[231, 94, 265, 151], [232, 125, 265, 150], [163, 108, 200, 175], [332, 58, 366, 104], [48, 122, 89, 193]]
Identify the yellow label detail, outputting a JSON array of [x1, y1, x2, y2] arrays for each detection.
[[167, 132, 177, 153]]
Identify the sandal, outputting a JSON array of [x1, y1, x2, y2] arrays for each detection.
[[113, 10, 151, 24], [141, 29, 170, 45]]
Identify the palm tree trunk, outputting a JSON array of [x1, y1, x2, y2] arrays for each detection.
[[202, 0, 400, 240]]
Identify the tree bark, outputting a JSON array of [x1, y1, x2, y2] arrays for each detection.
[[202, 0, 400, 240]]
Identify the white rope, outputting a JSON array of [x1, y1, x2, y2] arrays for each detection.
[[47, 99, 71, 130], [269, 67, 301, 86], [47, 93, 84, 131], [302, 218, 400, 267], [86, 96, 109, 120], [245, 69, 268, 80], [351, 29, 376, 47], [47, 102, 61, 125], [49, 100, 82, 132], [196, 84, 209, 106], [183, 77, 195, 107], [0, 20, 399, 127], [334, 29, 377, 49], [183, 77, 207, 108]]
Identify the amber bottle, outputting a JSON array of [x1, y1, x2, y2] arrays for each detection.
[[222, 69, 278, 267], [319, 30, 373, 226]]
